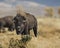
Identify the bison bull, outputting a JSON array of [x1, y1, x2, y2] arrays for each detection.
[[0, 16, 15, 32], [14, 13, 37, 37]]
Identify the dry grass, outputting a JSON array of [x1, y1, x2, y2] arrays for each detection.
[[0, 17, 60, 48]]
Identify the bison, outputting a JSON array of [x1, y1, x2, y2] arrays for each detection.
[[14, 13, 37, 37], [0, 16, 15, 32]]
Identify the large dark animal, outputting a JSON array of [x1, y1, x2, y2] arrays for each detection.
[[14, 13, 37, 37], [0, 16, 15, 32]]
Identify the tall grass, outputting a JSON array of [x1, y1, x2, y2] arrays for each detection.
[[9, 35, 32, 48], [0, 44, 3, 48]]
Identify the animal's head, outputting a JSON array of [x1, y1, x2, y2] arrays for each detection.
[[13, 15, 26, 34]]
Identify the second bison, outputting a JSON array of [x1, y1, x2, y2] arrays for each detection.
[[0, 16, 15, 32]]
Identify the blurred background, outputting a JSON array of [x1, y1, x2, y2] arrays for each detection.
[[0, 0, 60, 17]]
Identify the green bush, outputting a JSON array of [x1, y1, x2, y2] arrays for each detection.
[[0, 44, 3, 48], [9, 35, 32, 48], [21, 35, 32, 44]]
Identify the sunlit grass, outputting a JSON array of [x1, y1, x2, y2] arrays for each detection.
[[0, 17, 60, 48]]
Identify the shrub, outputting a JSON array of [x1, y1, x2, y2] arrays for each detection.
[[9, 35, 32, 48], [0, 44, 3, 48], [20, 35, 32, 44]]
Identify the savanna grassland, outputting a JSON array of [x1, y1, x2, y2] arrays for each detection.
[[0, 17, 60, 48]]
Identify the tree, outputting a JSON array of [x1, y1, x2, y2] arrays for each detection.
[[58, 7, 60, 16], [45, 7, 54, 17]]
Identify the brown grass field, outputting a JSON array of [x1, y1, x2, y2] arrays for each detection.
[[0, 17, 60, 48]]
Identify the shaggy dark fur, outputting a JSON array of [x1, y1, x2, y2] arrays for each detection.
[[14, 12, 37, 37]]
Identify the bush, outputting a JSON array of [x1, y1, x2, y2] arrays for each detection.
[[9, 35, 32, 48], [0, 44, 3, 48], [21, 35, 32, 44]]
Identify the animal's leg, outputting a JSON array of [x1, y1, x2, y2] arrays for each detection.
[[28, 30, 30, 35], [2, 27, 5, 33], [33, 26, 37, 37], [23, 24, 28, 35], [8, 27, 11, 31], [16, 30, 20, 35], [0, 29, 2, 33], [8, 27, 13, 32], [22, 30, 30, 35]]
